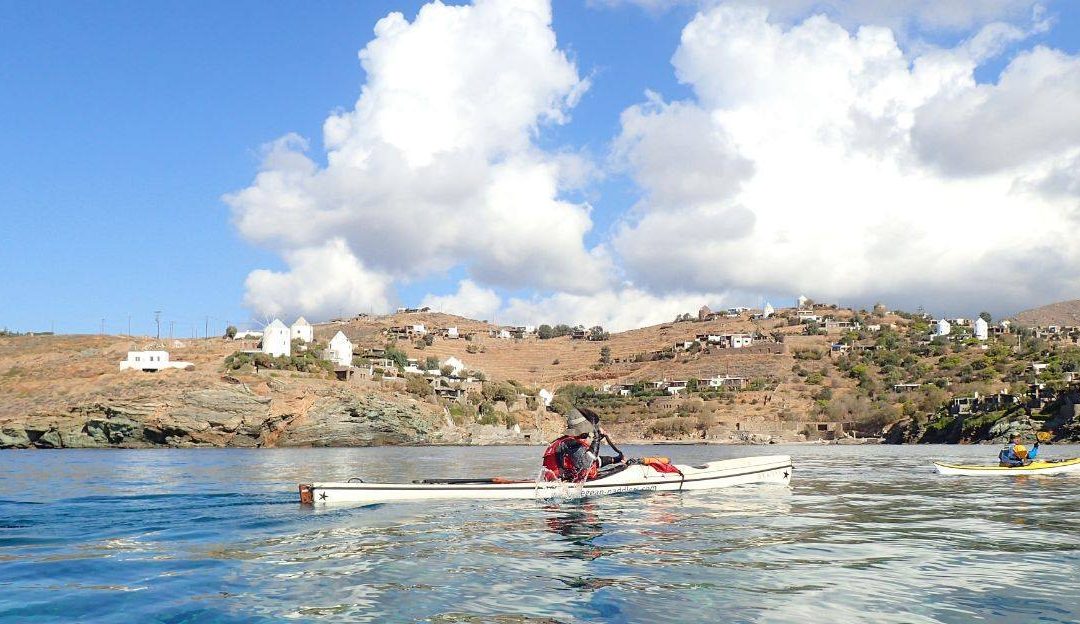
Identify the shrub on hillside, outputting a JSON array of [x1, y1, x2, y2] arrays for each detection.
[[646, 417, 696, 438], [405, 374, 433, 397], [223, 350, 333, 374]]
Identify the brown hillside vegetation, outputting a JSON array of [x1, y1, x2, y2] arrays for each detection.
[[315, 308, 881, 442], [0, 334, 452, 448], [13, 300, 1078, 448], [1014, 300, 1080, 327]]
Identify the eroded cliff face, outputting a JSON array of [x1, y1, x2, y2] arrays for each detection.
[[0, 383, 445, 449]]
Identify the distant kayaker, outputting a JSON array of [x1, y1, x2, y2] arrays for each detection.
[[541, 408, 625, 482], [998, 435, 1039, 467]]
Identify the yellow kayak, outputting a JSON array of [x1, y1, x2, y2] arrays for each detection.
[[934, 457, 1080, 476]]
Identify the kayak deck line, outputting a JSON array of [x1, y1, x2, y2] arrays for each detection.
[[304, 463, 792, 492], [299, 455, 793, 505]]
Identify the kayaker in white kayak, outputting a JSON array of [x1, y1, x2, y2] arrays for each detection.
[[998, 435, 1039, 467], [541, 408, 625, 482]]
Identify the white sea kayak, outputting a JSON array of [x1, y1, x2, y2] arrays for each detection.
[[934, 457, 1080, 476], [299, 454, 793, 505]]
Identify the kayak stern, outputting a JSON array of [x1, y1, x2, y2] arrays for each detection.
[[299, 483, 314, 505]]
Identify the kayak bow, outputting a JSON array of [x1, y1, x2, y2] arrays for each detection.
[[299, 454, 792, 505], [933, 457, 1080, 476]]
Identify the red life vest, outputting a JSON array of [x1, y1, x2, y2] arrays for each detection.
[[541, 436, 597, 482]]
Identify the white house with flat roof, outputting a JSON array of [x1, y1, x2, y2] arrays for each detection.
[[290, 317, 313, 343], [325, 331, 353, 367], [262, 320, 291, 357], [974, 317, 989, 341], [119, 351, 193, 372]]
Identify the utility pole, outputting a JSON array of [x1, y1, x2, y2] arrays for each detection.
[[100, 318, 105, 335], [155, 311, 162, 340], [205, 316, 209, 341], [127, 315, 131, 336], [169, 320, 175, 340]]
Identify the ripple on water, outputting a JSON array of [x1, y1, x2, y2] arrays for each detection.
[[0, 445, 1078, 623]]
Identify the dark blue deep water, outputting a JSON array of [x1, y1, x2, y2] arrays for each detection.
[[1, 444, 1078, 623]]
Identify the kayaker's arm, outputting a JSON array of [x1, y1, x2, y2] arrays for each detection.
[[598, 454, 625, 467], [597, 427, 626, 463]]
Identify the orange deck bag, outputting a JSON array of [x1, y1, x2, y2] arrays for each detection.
[[641, 456, 682, 474]]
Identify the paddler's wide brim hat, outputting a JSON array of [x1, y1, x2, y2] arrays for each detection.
[[563, 408, 594, 437]]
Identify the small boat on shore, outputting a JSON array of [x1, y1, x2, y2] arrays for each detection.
[[299, 454, 793, 505], [934, 457, 1080, 476]]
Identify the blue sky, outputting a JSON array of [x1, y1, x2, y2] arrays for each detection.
[[2, 0, 1079, 335]]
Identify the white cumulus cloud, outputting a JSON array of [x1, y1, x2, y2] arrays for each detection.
[[420, 280, 503, 321], [501, 287, 731, 331], [611, 4, 1080, 315], [243, 239, 394, 321], [226, 0, 609, 321]]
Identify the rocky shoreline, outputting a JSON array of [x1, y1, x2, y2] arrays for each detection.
[[8, 380, 1078, 450], [0, 383, 542, 450]]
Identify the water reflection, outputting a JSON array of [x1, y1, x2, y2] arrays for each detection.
[[0, 445, 1078, 623], [544, 502, 604, 562]]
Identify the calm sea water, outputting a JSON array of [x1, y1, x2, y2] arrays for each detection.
[[1, 444, 1078, 623]]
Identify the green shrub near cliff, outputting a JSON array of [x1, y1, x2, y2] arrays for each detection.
[[223, 350, 333, 374]]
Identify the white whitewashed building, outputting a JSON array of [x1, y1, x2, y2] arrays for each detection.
[[290, 317, 313, 343], [974, 318, 989, 341], [325, 331, 353, 367], [443, 356, 466, 377], [934, 319, 951, 337], [119, 351, 193, 372], [262, 319, 291, 357]]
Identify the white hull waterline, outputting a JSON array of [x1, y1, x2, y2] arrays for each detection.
[[933, 457, 1080, 476], [300, 454, 793, 505]]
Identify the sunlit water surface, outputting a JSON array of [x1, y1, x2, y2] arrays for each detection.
[[1, 444, 1078, 623]]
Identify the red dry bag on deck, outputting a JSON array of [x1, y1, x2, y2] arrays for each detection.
[[641, 456, 682, 474]]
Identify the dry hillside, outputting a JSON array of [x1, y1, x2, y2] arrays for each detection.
[[1014, 300, 1080, 327]]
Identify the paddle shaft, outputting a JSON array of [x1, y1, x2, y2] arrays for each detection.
[[599, 431, 624, 458]]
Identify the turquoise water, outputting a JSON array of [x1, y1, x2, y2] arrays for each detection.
[[1, 444, 1078, 623]]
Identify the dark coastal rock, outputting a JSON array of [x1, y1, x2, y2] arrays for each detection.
[[170, 389, 271, 435], [0, 427, 31, 448], [275, 391, 436, 447], [0, 384, 455, 449]]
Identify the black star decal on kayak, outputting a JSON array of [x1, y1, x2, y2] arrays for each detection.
[[783, 471, 789, 478], [319, 492, 328, 500]]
